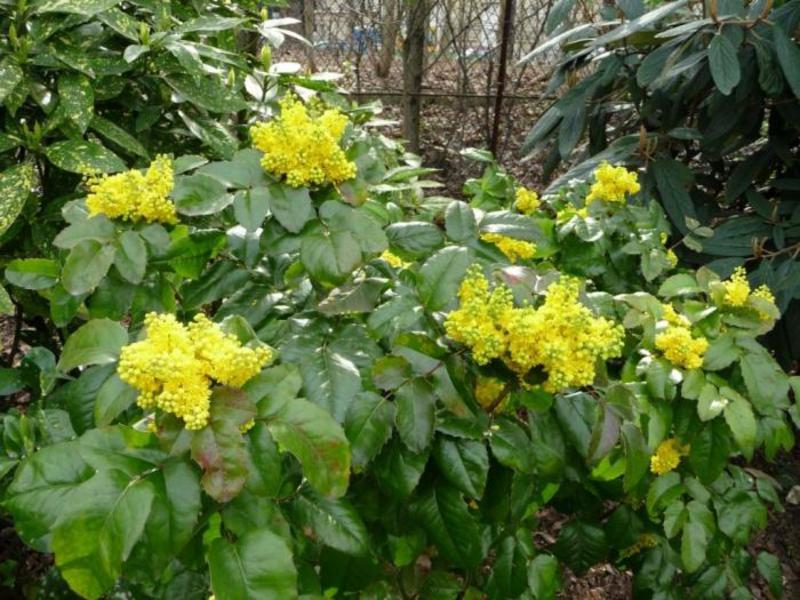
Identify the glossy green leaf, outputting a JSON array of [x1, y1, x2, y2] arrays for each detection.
[[418, 246, 472, 311], [433, 437, 488, 498], [395, 378, 436, 453], [0, 163, 33, 237], [290, 491, 369, 555], [5, 258, 59, 290], [773, 25, 800, 98], [344, 391, 396, 472], [62, 240, 116, 295], [58, 72, 94, 133], [114, 230, 148, 284], [45, 140, 126, 174], [58, 319, 127, 372]]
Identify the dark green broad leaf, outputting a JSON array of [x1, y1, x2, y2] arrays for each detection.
[[265, 397, 350, 498], [4, 442, 94, 549], [296, 345, 361, 423], [553, 521, 608, 574], [385, 221, 444, 256], [301, 230, 362, 287], [488, 535, 529, 598], [5, 258, 59, 290], [317, 278, 387, 315], [756, 552, 782, 599], [166, 74, 248, 113], [290, 490, 369, 555], [433, 437, 488, 499], [268, 184, 313, 233], [35, 0, 124, 15], [395, 378, 436, 453], [681, 521, 707, 574], [708, 34, 741, 95], [773, 25, 800, 98], [344, 391, 396, 472], [652, 159, 696, 234], [717, 490, 767, 545], [418, 247, 472, 311], [157, 229, 226, 279], [411, 483, 482, 568], [114, 230, 147, 284], [374, 436, 428, 500], [444, 201, 478, 242], [527, 554, 562, 600], [190, 388, 255, 503], [739, 349, 790, 413], [45, 140, 126, 174], [51, 469, 154, 600], [490, 416, 535, 474], [621, 423, 650, 492], [62, 240, 116, 295], [94, 373, 137, 426], [89, 116, 149, 158], [208, 528, 297, 600], [319, 200, 388, 254], [234, 188, 270, 231], [173, 173, 232, 216], [0, 163, 34, 237], [57, 318, 127, 372], [723, 389, 756, 459], [58, 72, 94, 133], [646, 472, 683, 516], [0, 59, 24, 103]]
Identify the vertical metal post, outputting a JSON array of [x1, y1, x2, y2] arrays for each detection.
[[490, 0, 515, 156]]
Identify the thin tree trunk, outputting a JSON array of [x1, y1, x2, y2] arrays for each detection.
[[302, 0, 316, 71], [376, 0, 401, 78], [403, 0, 429, 152]]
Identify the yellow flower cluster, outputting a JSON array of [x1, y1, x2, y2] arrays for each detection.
[[585, 162, 640, 204], [654, 305, 708, 370], [514, 187, 540, 215], [480, 233, 537, 263], [380, 250, 410, 269], [722, 267, 751, 307], [445, 266, 624, 392], [250, 96, 357, 188], [85, 155, 176, 224], [474, 377, 506, 410], [650, 438, 689, 475], [118, 313, 274, 430]]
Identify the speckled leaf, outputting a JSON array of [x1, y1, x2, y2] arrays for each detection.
[[0, 163, 33, 237], [45, 140, 126, 174], [35, 0, 124, 16], [58, 72, 94, 133]]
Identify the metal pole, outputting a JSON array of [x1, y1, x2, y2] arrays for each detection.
[[490, 0, 515, 156]]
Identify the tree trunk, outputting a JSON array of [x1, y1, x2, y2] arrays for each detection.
[[376, 0, 402, 78], [302, 0, 316, 71], [403, 0, 429, 152]]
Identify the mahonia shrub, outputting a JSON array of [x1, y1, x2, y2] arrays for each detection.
[[0, 97, 797, 600]]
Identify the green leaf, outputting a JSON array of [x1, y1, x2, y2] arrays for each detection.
[[35, 0, 124, 15], [114, 231, 147, 284], [0, 284, 12, 316], [58, 319, 127, 372], [301, 230, 362, 287], [385, 221, 444, 256], [444, 201, 477, 242], [0, 163, 34, 237], [703, 332, 739, 370], [54, 215, 116, 249], [739, 349, 790, 413], [290, 491, 369, 555], [52, 469, 154, 600], [234, 188, 270, 232], [45, 140, 126, 174], [191, 388, 254, 503], [0, 59, 23, 103], [651, 159, 696, 234], [722, 388, 757, 459], [689, 420, 731, 484], [433, 437, 488, 499], [646, 472, 683, 516], [680, 522, 707, 574], [658, 273, 700, 297], [395, 379, 436, 453], [94, 373, 137, 426], [697, 383, 727, 421], [490, 416, 535, 474], [267, 397, 350, 498], [411, 483, 482, 568], [208, 528, 297, 600], [62, 240, 116, 295], [773, 25, 800, 98], [527, 554, 562, 600], [553, 521, 607, 574], [708, 34, 741, 95], [418, 247, 472, 311], [344, 391, 396, 472], [58, 72, 94, 133], [89, 115, 149, 158], [621, 423, 650, 492], [296, 345, 361, 423], [374, 436, 428, 500], [166, 74, 247, 113], [756, 552, 782, 598], [173, 173, 232, 216], [5, 258, 59, 290]]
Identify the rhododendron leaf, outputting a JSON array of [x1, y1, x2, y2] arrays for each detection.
[[57, 319, 128, 372], [208, 528, 297, 600], [289, 490, 369, 555], [411, 483, 482, 568], [266, 397, 350, 498], [708, 34, 741, 96]]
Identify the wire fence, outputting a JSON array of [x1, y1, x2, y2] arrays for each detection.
[[272, 0, 560, 180]]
